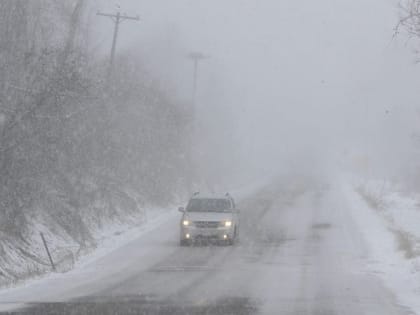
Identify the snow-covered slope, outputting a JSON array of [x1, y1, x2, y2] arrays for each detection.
[[342, 177, 420, 314], [0, 187, 153, 289]]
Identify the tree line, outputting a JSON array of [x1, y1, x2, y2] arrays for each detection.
[[0, 0, 192, 238]]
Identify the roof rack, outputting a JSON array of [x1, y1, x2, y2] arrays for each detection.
[[225, 192, 234, 201]]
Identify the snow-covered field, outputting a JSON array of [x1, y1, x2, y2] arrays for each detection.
[[343, 176, 420, 314]]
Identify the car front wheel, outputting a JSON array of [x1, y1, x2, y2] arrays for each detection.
[[227, 227, 237, 246]]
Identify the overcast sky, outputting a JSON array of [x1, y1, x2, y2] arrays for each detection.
[[91, 0, 420, 182]]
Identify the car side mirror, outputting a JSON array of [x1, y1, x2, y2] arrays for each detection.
[[178, 207, 185, 213]]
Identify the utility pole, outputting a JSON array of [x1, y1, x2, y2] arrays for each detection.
[[187, 52, 208, 106], [185, 52, 207, 193], [97, 11, 140, 77]]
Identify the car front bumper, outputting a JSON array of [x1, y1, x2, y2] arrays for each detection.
[[180, 226, 234, 241]]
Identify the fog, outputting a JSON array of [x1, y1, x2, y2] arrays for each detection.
[[91, 0, 420, 185], [3, 1, 420, 312]]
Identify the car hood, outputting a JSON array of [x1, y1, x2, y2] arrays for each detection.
[[184, 212, 233, 222]]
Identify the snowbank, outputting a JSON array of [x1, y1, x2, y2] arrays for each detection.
[[0, 185, 171, 289], [342, 177, 420, 314]]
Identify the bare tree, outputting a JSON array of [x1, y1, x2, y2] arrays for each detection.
[[0, 0, 192, 238], [396, 0, 420, 40]]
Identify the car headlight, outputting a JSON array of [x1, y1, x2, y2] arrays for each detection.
[[225, 221, 232, 227], [183, 220, 190, 226]]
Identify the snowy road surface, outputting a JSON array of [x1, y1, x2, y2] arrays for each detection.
[[0, 182, 414, 314]]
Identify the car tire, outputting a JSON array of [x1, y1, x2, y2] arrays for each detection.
[[228, 227, 238, 246]]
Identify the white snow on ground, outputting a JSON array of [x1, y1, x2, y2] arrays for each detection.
[[0, 206, 176, 293], [0, 180, 268, 311], [0, 186, 154, 288], [341, 175, 420, 314], [73, 180, 268, 272], [73, 206, 177, 270]]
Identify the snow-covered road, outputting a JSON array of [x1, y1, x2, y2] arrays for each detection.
[[0, 181, 414, 314]]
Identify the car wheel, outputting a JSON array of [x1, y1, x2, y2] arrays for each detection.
[[228, 227, 238, 246], [227, 235, 235, 246]]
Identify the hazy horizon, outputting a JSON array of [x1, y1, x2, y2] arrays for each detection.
[[91, 0, 420, 184]]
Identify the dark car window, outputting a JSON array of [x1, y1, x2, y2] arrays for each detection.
[[187, 199, 232, 212]]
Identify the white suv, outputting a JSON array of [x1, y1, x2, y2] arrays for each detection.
[[178, 193, 239, 246]]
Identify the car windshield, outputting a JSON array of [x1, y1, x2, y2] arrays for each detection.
[[187, 199, 231, 212]]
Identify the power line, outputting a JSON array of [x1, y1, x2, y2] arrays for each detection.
[[97, 11, 140, 77]]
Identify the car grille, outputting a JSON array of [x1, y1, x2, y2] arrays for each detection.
[[193, 221, 221, 228]]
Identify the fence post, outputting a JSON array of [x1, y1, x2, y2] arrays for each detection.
[[40, 232, 56, 272]]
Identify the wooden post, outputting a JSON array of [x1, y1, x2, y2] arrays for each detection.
[[40, 232, 56, 271]]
